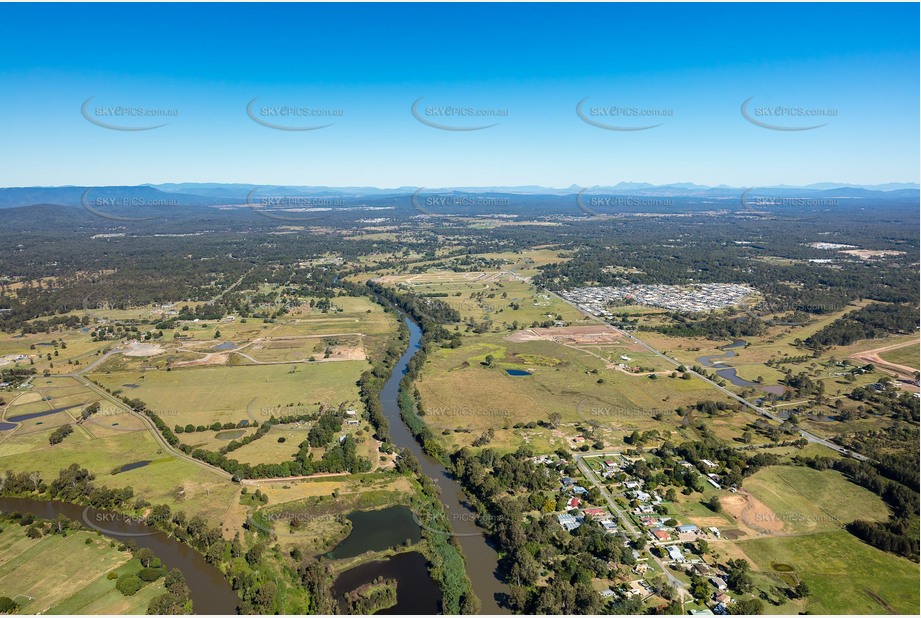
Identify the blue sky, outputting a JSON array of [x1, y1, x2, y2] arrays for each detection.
[[0, 2, 917, 188]]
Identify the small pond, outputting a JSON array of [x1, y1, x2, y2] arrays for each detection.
[[328, 505, 421, 559], [118, 460, 152, 473], [215, 429, 247, 440], [331, 551, 440, 615], [6, 403, 83, 423]]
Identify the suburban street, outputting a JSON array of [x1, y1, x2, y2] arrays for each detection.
[[575, 452, 690, 599]]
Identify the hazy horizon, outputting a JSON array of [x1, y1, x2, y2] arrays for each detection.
[[2, 180, 919, 192]]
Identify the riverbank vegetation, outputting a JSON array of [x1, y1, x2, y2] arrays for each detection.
[[0, 509, 178, 614]]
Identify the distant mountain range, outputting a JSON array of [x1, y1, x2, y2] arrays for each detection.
[[151, 181, 921, 198], [0, 182, 917, 209]]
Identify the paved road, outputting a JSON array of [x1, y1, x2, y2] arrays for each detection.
[[551, 291, 869, 462], [575, 452, 688, 598], [69, 348, 121, 374], [850, 339, 920, 386], [67, 355, 231, 480], [575, 454, 639, 536]]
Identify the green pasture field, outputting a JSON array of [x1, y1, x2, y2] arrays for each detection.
[[471, 248, 571, 276], [89, 361, 368, 428], [879, 343, 920, 369], [636, 303, 916, 413], [178, 427, 259, 451], [742, 465, 889, 534], [379, 273, 585, 326], [0, 429, 239, 526], [0, 526, 165, 615], [415, 332, 738, 452], [0, 378, 143, 452], [228, 423, 314, 466], [637, 303, 871, 368], [738, 530, 919, 614], [0, 329, 110, 377]]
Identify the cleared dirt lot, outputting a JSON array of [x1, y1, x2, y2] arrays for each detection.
[[506, 324, 628, 345], [374, 271, 518, 285], [122, 342, 166, 357], [172, 352, 230, 367], [849, 339, 920, 381], [720, 490, 783, 537]]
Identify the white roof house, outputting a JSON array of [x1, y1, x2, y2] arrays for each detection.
[[666, 545, 684, 562]]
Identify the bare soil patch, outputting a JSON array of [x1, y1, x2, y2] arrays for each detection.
[[123, 342, 166, 357], [506, 325, 626, 345], [849, 339, 919, 381], [720, 491, 783, 536], [172, 352, 229, 367], [839, 249, 905, 260]]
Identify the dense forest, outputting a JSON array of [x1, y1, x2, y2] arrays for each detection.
[[804, 303, 919, 350]]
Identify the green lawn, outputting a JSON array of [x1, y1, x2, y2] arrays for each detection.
[[743, 465, 889, 534], [0, 430, 239, 526], [739, 530, 919, 614], [416, 332, 738, 451], [45, 557, 166, 615], [380, 274, 585, 326], [879, 344, 920, 369]]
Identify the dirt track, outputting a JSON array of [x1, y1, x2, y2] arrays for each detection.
[[849, 339, 919, 382]]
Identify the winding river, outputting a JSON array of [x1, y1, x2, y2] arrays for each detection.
[[380, 314, 509, 613], [0, 497, 238, 614], [0, 311, 508, 615]]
